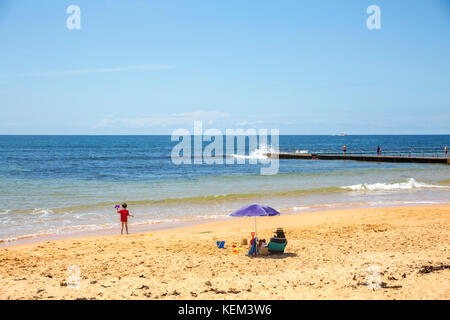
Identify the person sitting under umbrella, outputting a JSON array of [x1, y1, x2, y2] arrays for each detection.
[[230, 204, 284, 256]]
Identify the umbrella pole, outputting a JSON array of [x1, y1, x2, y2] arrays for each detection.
[[255, 216, 258, 255]]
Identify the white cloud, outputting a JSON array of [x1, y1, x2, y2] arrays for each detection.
[[236, 120, 264, 126], [95, 110, 231, 129], [138, 110, 230, 119]]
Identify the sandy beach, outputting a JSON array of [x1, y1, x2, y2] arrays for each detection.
[[0, 204, 449, 300]]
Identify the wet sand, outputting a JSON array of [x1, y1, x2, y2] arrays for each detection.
[[0, 204, 449, 299]]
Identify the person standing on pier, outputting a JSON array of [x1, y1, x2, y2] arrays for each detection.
[[342, 145, 347, 155], [377, 146, 381, 156], [445, 145, 448, 157]]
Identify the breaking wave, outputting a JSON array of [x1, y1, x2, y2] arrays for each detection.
[[341, 178, 448, 191], [230, 146, 277, 160]]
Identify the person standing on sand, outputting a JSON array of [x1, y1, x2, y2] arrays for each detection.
[[117, 203, 134, 235], [342, 145, 347, 155]]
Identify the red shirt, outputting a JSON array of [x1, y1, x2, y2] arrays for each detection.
[[118, 209, 130, 222]]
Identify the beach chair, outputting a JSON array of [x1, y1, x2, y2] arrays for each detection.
[[268, 228, 287, 254]]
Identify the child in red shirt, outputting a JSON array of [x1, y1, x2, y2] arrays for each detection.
[[116, 203, 134, 235]]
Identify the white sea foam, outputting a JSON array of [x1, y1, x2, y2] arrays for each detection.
[[195, 214, 230, 220], [0, 223, 117, 244], [230, 146, 276, 160], [341, 178, 448, 191], [0, 210, 10, 216], [366, 200, 446, 206], [31, 208, 54, 217], [291, 206, 309, 211]]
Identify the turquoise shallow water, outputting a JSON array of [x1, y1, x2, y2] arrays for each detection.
[[0, 135, 449, 242]]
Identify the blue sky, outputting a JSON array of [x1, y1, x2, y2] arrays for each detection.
[[0, 0, 449, 134]]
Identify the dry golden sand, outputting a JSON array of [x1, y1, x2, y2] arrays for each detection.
[[0, 204, 449, 300]]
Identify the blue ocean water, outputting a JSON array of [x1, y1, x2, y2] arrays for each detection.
[[0, 135, 449, 242]]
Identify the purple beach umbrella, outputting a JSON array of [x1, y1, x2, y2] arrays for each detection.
[[230, 204, 280, 238]]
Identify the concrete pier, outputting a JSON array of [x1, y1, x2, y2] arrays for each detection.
[[272, 153, 449, 164]]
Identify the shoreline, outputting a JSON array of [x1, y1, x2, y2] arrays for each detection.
[[2, 200, 448, 249], [1, 203, 449, 299]]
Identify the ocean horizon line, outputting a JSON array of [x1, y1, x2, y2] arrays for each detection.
[[1, 134, 450, 136]]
